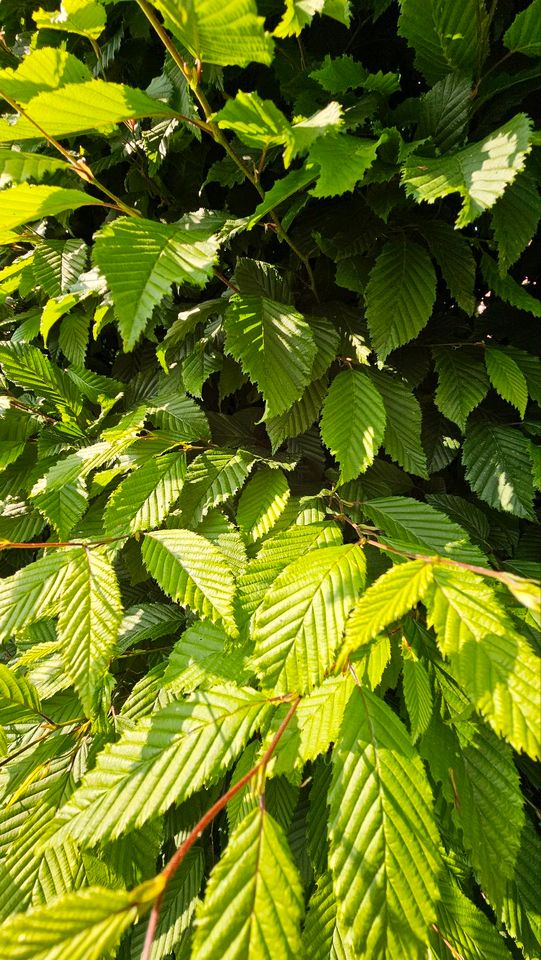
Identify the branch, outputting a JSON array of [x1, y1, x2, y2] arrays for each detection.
[[140, 695, 301, 960]]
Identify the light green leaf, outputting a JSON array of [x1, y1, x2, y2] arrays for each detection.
[[104, 453, 186, 536], [271, 674, 354, 774], [52, 686, 272, 844], [175, 449, 255, 526], [213, 91, 291, 150], [402, 652, 432, 742], [427, 565, 541, 758], [224, 295, 316, 418], [320, 369, 386, 482], [0, 883, 152, 960], [32, 475, 88, 540], [340, 560, 434, 664], [57, 548, 122, 715], [302, 870, 351, 960], [419, 221, 476, 314], [274, 0, 349, 37], [310, 54, 399, 95], [0, 148, 70, 186], [33, 0, 107, 39], [402, 114, 532, 227], [0, 663, 42, 725], [129, 849, 203, 960], [431, 873, 514, 960], [309, 134, 379, 197], [142, 529, 238, 636], [0, 80, 177, 143], [93, 214, 221, 351], [116, 602, 183, 653], [398, 0, 487, 83], [491, 169, 541, 271], [192, 807, 304, 959], [463, 420, 535, 519], [0, 48, 92, 106], [148, 0, 274, 66], [504, 0, 541, 58], [59, 312, 90, 367], [149, 379, 210, 441], [0, 550, 76, 642], [251, 543, 366, 693], [500, 819, 541, 959], [329, 685, 441, 958], [0, 184, 104, 236], [485, 346, 528, 417], [433, 346, 490, 431], [365, 239, 436, 359], [265, 376, 327, 452], [245, 164, 318, 230], [33, 240, 88, 298], [237, 467, 290, 542], [364, 495, 488, 565], [369, 368, 427, 477]]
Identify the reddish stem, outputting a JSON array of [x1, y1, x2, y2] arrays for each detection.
[[140, 696, 301, 960]]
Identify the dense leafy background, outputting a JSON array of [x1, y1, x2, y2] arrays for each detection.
[[0, 0, 539, 958]]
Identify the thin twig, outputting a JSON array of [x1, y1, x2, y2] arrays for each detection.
[[140, 696, 301, 960]]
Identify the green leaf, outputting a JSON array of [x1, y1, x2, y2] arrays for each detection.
[[433, 346, 490, 431], [427, 565, 541, 758], [485, 346, 528, 417], [104, 453, 186, 536], [149, 379, 210, 441], [224, 295, 316, 418], [32, 475, 88, 540], [398, 0, 487, 83], [33, 0, 107, 39], [320, 369, 386, 482], [0, 148, 70, 185], [265, 376, 328, 452], [365, 239, 437, 359], [463, 420, 535, 519], [0, 549, 76, 642], [402, 114, 533, 227], [192, 807, 304, 959], [213, 91, 291, 150], [274, 0, 350, 37], [142, 529, 238, 636], [245, 164, 318, 229], [481, 253, 541, 318], [340, 560, 434, 664], [328, 685, 441, 958], [0, 47, 92, 106], [251, 544, 366, 693], [129, 849, 203, 960], [501, 819, 541, 959], [56, 548, 122, 714], [237, 467, 290, 542], [368, 368, 427, 477], [33, 240, 88, 298], [93, 214, 221, 351], [419, 221, 476, 314], [175, 449, 255, 526], [417, 73, 472, 153], [491, 169, 541, 271], [504, 0, 541, 58], [431, 873, 514, 960], [310, 54, 400, 95], [148, 0, 274, 67], [308, 134, 379, 197], [52, 686, 272, 844], [0, 883, 151, 960], [302, 870, 350, 960], [271, 675, 354, 774], [0, 81, 177, 143], [402, 651, 433, 742], [0, 341, 82, 417], [0, 663, 42, 725], [0, 184, 104, 236]]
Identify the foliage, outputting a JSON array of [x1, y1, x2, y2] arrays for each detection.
[[0, 1, 539, 958]]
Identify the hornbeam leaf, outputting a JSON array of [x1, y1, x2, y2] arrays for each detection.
[[420, 220, 476, 314], [57, 548, 123, 715], [398, 0, 487, 83], [427, 566, 541, 758], [340, 560, 434, 664], [0, 47, 92, 106], [368, 368, 427, 477], [308, 134, 379, 197], [0, 883, 154, 960], [463, 420, 535, 519], [51, 686, 272, 844], [213, 91, 291, 150], [224, 295, 316, 418], [485, 346, 528, 417], [402, 652, 433, 742], [33, 0, 107, 39], [0, 550, 77, 642], [431, 873, 515, 960], [504, 0, 541, 58], [500, 819, 541, 959], [433, 346, 490, 431], [0, 663, 42, 725], [104, 452, 186, 536], [365, 238, 436, 359], [329, 685, 441, 958], [320, 369, 386, 481], [302, 870, 350, 960], [0, 184, 105, 235], [93, 214, 221, 351], [402, 114, 533, 227], [142, 529, 238, 635], [271, 674, 355, 774], [251, 544, 366, 693], [175, 449, 255, 526], [481, 252, 541, 318], [491, 169, 541, 271], [0, 81, 178, 143], [274, 0, 350, 37], [192, 807, 304, 959], [32, 475, 88, 540], [236, 466, 290, 542], [246, 164, 318, 229], [0, 148, 70, 185], [148, 0, 274, 67]]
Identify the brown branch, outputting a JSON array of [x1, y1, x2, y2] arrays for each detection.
[[140, 696, 301, 960], [0, 534, 129, 551], [362, 536, 523, 585]]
